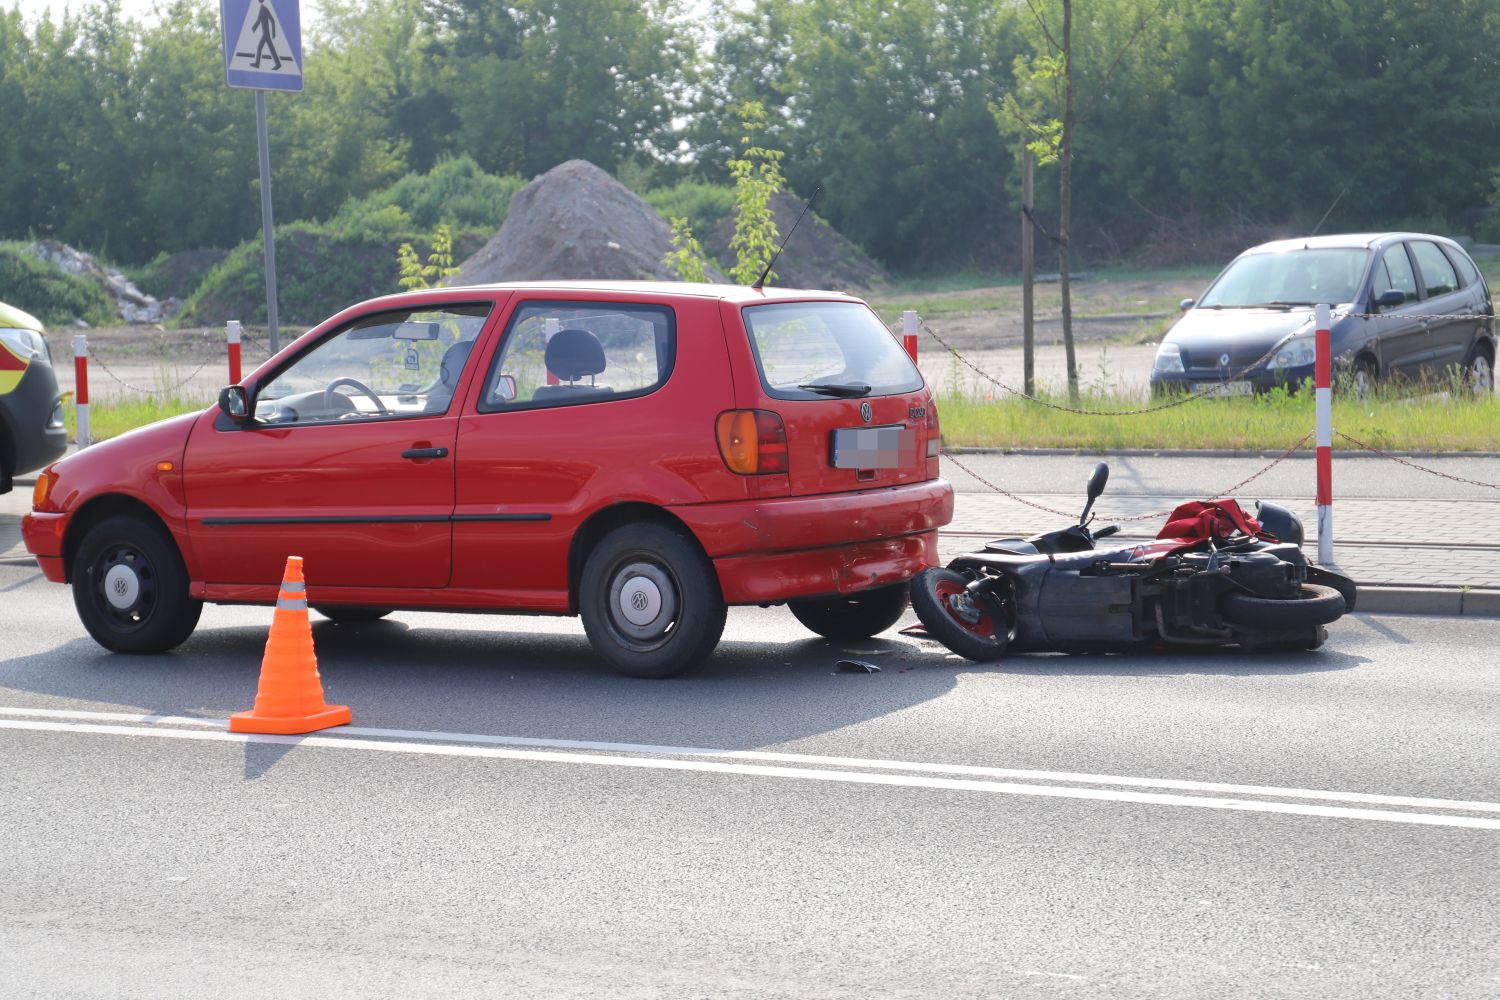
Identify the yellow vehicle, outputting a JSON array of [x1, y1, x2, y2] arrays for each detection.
[[0, 301, 67, 494]]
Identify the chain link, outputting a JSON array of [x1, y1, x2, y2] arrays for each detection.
[[920, 321, 1284, 415], [87, 347, 216, 397], [1334, 431, 1500, 490], [943, 432, 1314, 523]]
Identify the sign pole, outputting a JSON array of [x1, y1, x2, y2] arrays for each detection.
[[255, 90, 281, 354]]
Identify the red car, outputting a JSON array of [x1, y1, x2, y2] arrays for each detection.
[[24, 282, 952, 676]]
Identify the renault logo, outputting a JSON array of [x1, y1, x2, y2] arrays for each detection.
[[1219, 353, 1231, 367], [860, 401, 872, 423]]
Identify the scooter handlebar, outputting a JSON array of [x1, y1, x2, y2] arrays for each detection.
[[1093, 524, 1121, 539]]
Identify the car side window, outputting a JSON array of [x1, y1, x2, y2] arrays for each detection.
[[1445, 246, 1480, 289], [255, 304, 490, 425], [1377, 245, 1419, 301], [478, 301, 675, 411], [1409, 241, 1459, 298]]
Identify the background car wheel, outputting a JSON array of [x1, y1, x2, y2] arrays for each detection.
[[580, 522, 726, 678], [788, 583, 909, 640], [1464, 344, 1493, 394], [1351, 357, 1376, 399], [314, 607, 393, 624], [1220, 583, 1345, 631], [909, 568, 1014, 662], [72, 513, 202, 653]]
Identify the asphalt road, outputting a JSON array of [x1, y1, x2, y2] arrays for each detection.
[[2, 559, 1497, 999]]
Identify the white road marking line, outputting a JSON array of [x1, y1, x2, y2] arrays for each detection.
[[3, 705, 1498, 816], [1016, 970, 1087, 980], [2, 717, 1499, 831]]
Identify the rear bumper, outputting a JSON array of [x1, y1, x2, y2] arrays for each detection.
[[670, 478, 953, 604]]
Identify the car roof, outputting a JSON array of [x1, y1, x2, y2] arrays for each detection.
[[1241, 232, 1462, 256], [364, 280, 865, 310]]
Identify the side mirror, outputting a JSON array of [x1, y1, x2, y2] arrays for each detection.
[[1080, 461, 1109, 524], [1179, 298, 1195, 312], [1374, 289, 1406, 309], [218, 385, 251, 422]]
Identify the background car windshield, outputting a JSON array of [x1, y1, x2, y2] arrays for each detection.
[[257, 304, 489, 422], [1199, 248, 1370, 308], [743, 301, 922, 400]]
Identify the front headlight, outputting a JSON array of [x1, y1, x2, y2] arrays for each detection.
[[1266, 335, 1316, 370], [1153, 342, 1185, 373], [0, 327, 51, 366]]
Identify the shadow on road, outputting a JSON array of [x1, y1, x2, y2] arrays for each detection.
[[2, 608, 1372, 779]]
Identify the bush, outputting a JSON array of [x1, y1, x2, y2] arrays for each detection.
[[0, 242, 114, 327], [644, 182, 735, 240], [332, 155, 525, 234]]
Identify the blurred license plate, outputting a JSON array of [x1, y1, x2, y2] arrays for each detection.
[[831, 425, 908, 469], [1191, 380, 1253, 397]]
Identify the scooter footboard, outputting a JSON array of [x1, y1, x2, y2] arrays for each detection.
[[1035, 573, 1140, 645]]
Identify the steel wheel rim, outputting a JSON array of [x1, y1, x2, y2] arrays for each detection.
[[607, 559, 680, 648], [933, 578, 995, 638], [93, 543, 158, 632], [1471, 355, 1492, 393]]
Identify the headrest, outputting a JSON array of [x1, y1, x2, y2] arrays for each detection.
[[439, 339, 474, 386], [545, 328, 606, 381]]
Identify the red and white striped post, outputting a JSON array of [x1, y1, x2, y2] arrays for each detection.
[[226, 320, 243, 384], [902, 309, 919, 364], [72, 333, 91, 449], [1314, 303, 1333, 564]]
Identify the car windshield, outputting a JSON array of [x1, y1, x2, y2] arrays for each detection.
[[742, 301, 922, 400], [1199, 248, 1370, 309]]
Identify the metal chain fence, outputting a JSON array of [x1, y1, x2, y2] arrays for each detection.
[[1334, 432, 1500, 490]]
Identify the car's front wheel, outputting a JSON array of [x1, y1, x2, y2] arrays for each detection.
[[788, 583, 909, 640], [579, 522, 726, 678], [72, 513, 202, 653], [1465, 344, 1494, 395]]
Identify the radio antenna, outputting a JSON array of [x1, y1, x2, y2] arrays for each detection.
[[752, 186, 822, 290]]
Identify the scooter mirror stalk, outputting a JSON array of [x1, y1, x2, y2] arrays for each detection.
[[1080, 462, 1110, 524]]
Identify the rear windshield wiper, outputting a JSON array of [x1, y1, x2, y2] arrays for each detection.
[[798, 382, 872, 397]]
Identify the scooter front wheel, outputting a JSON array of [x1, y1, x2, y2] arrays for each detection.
[[910, 568, 1014, 662]]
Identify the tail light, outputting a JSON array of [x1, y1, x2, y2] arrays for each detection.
[[716, 409, 788, 475], [925, 400, 941, 458]]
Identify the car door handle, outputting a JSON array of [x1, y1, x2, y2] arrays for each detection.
[[402, 447, 449, 460]]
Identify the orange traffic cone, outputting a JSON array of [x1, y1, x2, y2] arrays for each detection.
[[229, 556, 352, 735]]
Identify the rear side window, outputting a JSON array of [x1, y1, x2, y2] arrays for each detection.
[[742, 301, 922, 401], [1410, 241, 1459, 297], [1445, 245, 1480, 289], [1376, 245, 1419, 300], [479, 300, 674, 411]]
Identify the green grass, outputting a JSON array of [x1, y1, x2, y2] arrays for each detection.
[[65, 396, 209, 443], [936, 383, 1500, 453]]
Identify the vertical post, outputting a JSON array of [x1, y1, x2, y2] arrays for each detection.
[[1021, 145, 1035, 397], [902, 310, 919, 365], [72, 334, 90, 449], [1314, 303, 1333, 565], [255, 90, 281, 354], [227, 320, 243, 384], [544, 316, 561, 386]]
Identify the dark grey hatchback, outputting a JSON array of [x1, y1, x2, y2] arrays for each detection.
[[1150, 233, 1495, 396]]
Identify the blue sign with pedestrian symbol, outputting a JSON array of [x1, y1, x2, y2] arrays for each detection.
[[221, 0, 302, 92]]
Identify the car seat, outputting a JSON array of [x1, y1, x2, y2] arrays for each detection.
[[531, 328, 612, 402]]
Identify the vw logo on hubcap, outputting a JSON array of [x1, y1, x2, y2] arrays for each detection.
[[103, 564, 141, 610]]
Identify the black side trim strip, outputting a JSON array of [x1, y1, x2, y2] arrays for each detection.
[[453, 513, 553, 522], [201, 513, 553, 526]]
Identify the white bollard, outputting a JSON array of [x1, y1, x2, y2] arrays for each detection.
[[1314, 304, 1332, 564], [72, 334, 90, 449]]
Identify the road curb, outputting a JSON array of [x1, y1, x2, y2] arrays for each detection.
[[1356, 586, 1500, 618]]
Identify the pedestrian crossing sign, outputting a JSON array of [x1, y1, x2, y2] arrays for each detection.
[[221, 0, 302, 92]]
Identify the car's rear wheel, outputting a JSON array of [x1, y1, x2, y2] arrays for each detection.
[[1464, 344, 1493, 394], [314, 607, 393, 624], [579, 522, 726, 678], [788, 583, 909, 640], [72, 513, 202, 653]]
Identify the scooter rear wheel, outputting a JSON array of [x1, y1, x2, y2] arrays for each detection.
[[910, 568, 1013, 662], [1220, 583, 1346, 630]]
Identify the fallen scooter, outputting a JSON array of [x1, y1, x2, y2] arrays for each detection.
[[911, 463, 1357, 661]]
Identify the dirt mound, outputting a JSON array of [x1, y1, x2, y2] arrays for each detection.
[[456, 160, 727, 285], [705, 192, 889, 292], [143, 248, 229, 301]]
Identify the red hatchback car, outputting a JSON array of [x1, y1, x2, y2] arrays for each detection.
[[25, 282, 953, 676]]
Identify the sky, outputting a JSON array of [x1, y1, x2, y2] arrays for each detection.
[[9, 0, 325, 29]]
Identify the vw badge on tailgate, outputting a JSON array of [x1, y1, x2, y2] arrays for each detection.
[[860, 401, 872, 423]]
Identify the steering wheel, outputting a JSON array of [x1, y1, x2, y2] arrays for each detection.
[[324, 376, 389, 416]]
